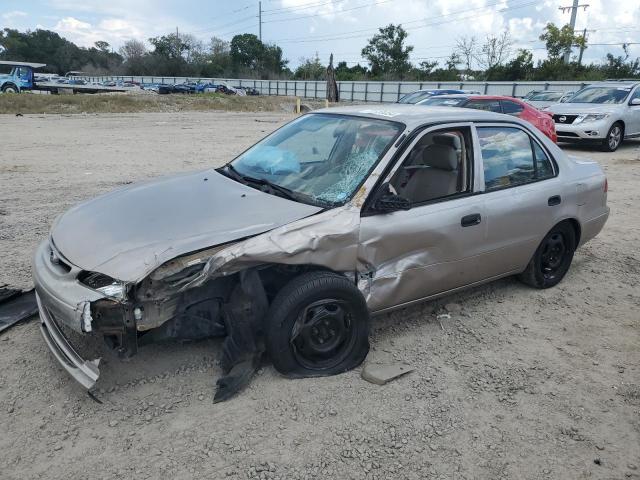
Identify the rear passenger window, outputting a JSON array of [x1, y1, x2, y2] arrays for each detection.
[[478, 127, 554, 191], [501, 100, 524, 116], [465, 100, 501, 113], [533, 142, 554, 179]]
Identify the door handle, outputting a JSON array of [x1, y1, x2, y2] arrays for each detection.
[[461, 213, 481, 227], [548, 195, 561, 206]]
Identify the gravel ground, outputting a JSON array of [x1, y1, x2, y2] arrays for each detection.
[[0, 111, 639, 480]]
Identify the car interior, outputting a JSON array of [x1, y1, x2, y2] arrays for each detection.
[[390, 129, 471, 204]]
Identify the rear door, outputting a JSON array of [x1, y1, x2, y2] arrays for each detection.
[[475, 124, 561, 273]]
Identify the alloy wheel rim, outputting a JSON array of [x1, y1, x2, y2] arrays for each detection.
[[609, 126, 621, 149]]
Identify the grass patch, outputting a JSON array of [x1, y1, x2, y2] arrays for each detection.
[[0, 92, 320, 114]]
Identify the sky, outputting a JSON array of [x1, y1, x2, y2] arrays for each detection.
[[1, 0, 639, 69]]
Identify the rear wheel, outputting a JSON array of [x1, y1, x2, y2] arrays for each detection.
[[265, 271, 370, 377], [601, 122, 623, 152], [518, 222, 576, 289]]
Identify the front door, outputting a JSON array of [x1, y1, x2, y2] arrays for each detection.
[[627, 87, 640, 136], [358, 124, 489, 312]]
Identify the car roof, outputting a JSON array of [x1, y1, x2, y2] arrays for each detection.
[[422, 94, 527, 102], [313, 104, 520, 129], [583, 81, 640, 88], [409, 89, 463, 93]]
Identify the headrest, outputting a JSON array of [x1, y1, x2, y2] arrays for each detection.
[[422, 144, 458, 171], [432, 133, 461, 150]]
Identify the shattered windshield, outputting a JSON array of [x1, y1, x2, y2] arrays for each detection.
[[567, 86, 631, 104], [226, 113, 403, 207]]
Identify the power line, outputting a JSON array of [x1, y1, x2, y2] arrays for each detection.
[[268, 0, 516, 42], [262, 0, 395, 24], [262, 0, 343, 14], [271, 0, 539, 44], [191, 15, 256, 35]]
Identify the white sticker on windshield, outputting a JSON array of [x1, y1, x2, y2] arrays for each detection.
[[358, 109, 402, 118]]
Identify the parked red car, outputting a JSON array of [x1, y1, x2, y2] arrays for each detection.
[[419, 94, 557, 143]]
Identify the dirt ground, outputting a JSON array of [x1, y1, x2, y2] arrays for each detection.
[[0, 111, 638, 480]]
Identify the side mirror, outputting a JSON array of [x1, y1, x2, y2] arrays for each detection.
[[630, 98, 640, 106], [372, 183, 411, 213]]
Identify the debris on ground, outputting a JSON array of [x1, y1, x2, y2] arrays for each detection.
[[0, 286, 38, 334], [361, 362, 414, 385]]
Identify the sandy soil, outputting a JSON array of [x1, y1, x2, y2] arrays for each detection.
[[0, 112, 638, 480]]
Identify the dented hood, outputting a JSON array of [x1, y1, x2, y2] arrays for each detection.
[[51, 170, 322, 282]]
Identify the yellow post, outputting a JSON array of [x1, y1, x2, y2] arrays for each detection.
[[296, 97, 301, 114]]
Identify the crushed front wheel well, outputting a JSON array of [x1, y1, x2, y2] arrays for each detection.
[[257, 264, 353, 301]]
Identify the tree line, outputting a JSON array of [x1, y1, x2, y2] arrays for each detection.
[[1, 23, 638, 82]]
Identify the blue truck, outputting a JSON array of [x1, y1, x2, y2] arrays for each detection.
[[0, 60, 46, 93], [0, 61, 125, 94]]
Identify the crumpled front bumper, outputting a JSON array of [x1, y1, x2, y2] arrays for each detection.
[[33, 239, 103, 389], [37, 293, 100, 389]]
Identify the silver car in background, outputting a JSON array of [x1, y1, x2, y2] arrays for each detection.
[[524, 90, 575, 109], [33, 105, 609, 400], [544, 81, 640, 151]]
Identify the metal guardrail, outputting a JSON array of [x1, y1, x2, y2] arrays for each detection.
[[83, 75, 589, 102]]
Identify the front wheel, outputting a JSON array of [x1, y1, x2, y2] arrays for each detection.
[[1, 85, 18, 93], [601, 122, 623, 152], [518, 222, 576, 289], [265, 271, 370, 377]]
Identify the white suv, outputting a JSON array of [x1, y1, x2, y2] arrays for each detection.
[[544, 81, 640, 151]]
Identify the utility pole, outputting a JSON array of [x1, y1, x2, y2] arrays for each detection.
[[559, 0, 589, 63], [258, 1, 262, 42], [578, 28, 593, 65]]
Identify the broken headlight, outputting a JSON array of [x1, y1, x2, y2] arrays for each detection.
[[79, 271, 127, 301]]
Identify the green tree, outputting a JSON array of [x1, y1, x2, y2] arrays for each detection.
[[486, 48, 533, 80], [361, 24, 413, 79], [335, 61, 368, 80], [94, 41, 110, 53], [601, 46, 640, 79], [147, 33, 191, 75], [230, 33, 264, 70], [262, 43, 288, 77], [0, 28, 122, 74], [539, 23, 586, 61], [294, 54, 325, 80]]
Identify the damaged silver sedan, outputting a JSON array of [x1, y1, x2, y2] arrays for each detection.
[[33, 105, 609, 400]]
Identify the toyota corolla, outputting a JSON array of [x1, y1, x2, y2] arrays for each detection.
[[33, 105, 609, 401]]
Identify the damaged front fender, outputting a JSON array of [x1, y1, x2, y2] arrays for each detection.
[[179, 206, 362, 290]]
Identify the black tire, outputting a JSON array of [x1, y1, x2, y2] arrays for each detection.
[[1, 84, 18, 93], [265, 271, 370, 377], [518, 222, 576, 289], [601, 122, 623, 152]]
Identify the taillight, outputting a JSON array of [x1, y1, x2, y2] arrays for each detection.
[[604, 178, 608, 193]]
